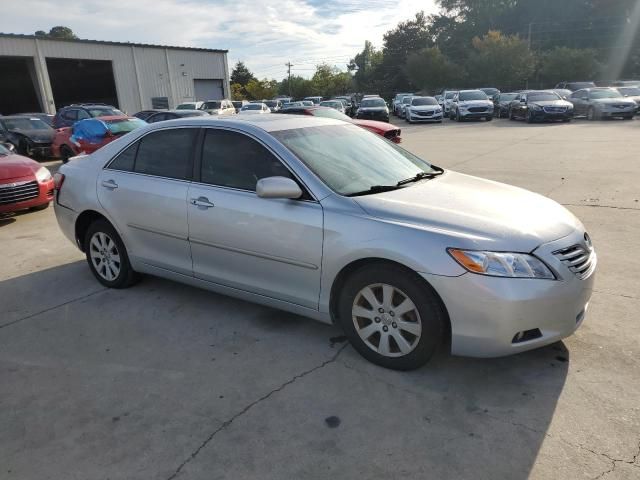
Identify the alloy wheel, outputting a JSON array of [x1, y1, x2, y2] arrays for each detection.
[[352, 283, 422, 357], [89, 231, 121, 281]]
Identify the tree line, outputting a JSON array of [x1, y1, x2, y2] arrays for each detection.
[[232, 0, 639, 100]]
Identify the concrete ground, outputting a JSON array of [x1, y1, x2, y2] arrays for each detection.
[[1, 118, 639, 480]]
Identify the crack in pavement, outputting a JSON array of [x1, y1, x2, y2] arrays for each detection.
[[339, 359, 640, 478], [0, 288, 107, 330], [166, 344, 348, 480], [562, 203, 640, 212], [593, 290, 639, 301]]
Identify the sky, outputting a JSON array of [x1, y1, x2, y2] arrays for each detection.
[[1, 0, 437, 79]]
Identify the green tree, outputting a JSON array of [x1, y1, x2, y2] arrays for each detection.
[[34, 26, 78, 39], [538, 47, 601, 87], [230, 61, 255, 87], [379, 11, 433, 92], [348, 41, 383, 93], [405, 47, 462, 93], [467, 30, 535, 89], [311, 64, 353, 98], [230, 83, 246, 101], [278, 75, 314, 99], [245, 78, 278, 100]]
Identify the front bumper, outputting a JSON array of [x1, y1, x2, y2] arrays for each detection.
[[459, 110, 493, 119], [357, 112, 389, 122], [421, 231, 596, 357], [408, 111, 443, 122], [530, 109, 573, 120], [598, 108, 635, 118], [0, 176, 54, 213]]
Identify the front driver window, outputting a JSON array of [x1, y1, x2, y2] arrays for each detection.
[[200, 129, 294, 191]]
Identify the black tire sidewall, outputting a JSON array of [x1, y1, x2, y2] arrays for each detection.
[[336, 264, 445, 370], [84, 220, 136, 288]]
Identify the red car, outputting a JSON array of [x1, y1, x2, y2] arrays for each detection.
[[277, 106, 401, 143], [52, 116, 147, 162], [0, 143, 54, 214]]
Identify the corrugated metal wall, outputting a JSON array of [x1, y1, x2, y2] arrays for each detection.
[[0, 36, 229, 114]]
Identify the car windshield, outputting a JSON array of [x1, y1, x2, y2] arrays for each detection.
[[243, 104, 262, 110], [0, 117, 51, 130], [311, 108, 351, 121], [361, 98, 386, 108], [445, 92, 456, 99], [528, 92, 561, 102], [89, 108, 124, 117], [459, 91, 488, 101], [202, 101, 221, 109], [106, 118, 147, 135], [481, 88, 499, 95], [411, 97, 438, 106], [176, 104, 196, 110], [272, 124, 436, 196], [618, 87, 640, 96], [590, 89, 622, 99], [401, 97, 413, 104], [499, 93, 518, 101]]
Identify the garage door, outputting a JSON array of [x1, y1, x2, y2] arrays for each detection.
[[194, 79, 224, 101]]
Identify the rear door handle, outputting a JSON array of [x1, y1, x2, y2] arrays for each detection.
[[101, 179, 118, 189], [190, 197, 215, 208]]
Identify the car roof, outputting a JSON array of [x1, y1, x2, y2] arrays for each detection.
[[143, 114, 345, 132]]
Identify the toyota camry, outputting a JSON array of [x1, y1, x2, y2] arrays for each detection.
[[53, 116, 596, 370]]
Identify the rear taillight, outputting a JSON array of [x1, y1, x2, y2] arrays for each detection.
[[53, 172, 65, 191]]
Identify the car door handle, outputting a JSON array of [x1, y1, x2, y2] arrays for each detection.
[[190, 197, 215, 208], [101, 179, 118, 189]]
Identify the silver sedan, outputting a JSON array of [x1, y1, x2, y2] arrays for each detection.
[[53, 115, 596, 370]]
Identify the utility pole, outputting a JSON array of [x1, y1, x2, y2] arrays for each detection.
[[526, 22, 533, 89], [286, 61, 293, 97]]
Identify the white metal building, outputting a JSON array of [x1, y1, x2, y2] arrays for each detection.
[[0, 33, 230, 115]]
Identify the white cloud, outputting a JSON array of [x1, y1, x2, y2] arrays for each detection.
[[1, 0, 438, 79]]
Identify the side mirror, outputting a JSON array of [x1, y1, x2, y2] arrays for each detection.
[[256, 176, 302, 199]]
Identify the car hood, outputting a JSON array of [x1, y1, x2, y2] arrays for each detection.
[[530, 100, 573, 107], [352, 119, 397, 132], [8, 128, 55, 143], [592, 98, 635, 105], [353, 171, 580, 251], [0, 154, 40, 181], [458, 100, 492, 107], [409, 105, 440, 111]]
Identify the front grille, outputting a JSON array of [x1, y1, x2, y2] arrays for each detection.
[[0, 180, 39, 206], [415, 110, 434, 116], [553, 244, 596, 280], [384, 129, 400, 139], [543, 106, 567, 113], [468, 107, 487, 113]]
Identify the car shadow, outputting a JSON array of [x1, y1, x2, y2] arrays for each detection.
[[0, 261, 568, 479]]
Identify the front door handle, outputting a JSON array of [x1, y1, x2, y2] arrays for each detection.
[[190, 197, 215, 208], [101, 179, 118, 189]]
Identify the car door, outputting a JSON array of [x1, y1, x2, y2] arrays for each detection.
[[187, 127, 323, 309], [97, 127, 197, 276], [570, 90, 587, 115]]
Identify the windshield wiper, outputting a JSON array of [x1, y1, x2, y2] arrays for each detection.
[[396, 167, 444, 186], [345, 185, 403, 197]]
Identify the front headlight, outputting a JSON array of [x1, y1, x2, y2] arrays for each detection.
[[448, 249, 555, 279], [35, 166, 52, 183]]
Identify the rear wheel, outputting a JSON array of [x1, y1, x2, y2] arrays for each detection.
[[84, 219, 139, 288], [337, 263, 445, 370]]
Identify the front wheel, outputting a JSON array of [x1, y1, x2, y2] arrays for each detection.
[[485, 115, 493, 121], [587, 107, 596, 121], [526, 110, 534, 123], [84, 219, 139, 288], [337, 263, 445, 370]]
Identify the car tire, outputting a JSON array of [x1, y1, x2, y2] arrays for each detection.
[[563, 118, 571, 123], [337, 263, 445, 370], [84, 219, 139, 289], [60, 145, 74, 163], [526, 110, 534, 123], [485, 116, 493, 121], [456, 110, 462, 122], [509, 108, 515, 120], [587, 107, 596, 121], [495, 109, 501, 119], [623, 115, 633, 120]]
